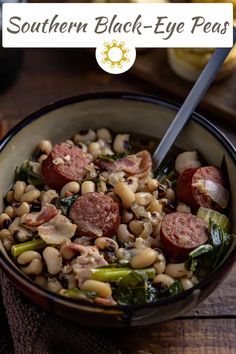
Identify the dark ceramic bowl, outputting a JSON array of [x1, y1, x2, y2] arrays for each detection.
[[0, 93, 235, 327]]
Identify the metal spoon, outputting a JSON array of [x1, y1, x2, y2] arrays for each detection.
[[152, 26, 236, 171]]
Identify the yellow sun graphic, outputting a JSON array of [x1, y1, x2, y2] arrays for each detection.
[[102, 40, 130, 69]]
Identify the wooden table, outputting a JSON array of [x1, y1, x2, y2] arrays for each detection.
[[0, 48, 235, 354]]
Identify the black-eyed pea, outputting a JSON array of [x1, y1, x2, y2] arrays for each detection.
[[77, 142, 88, 153], [96, 128, 112, 142], [0, 229, 11, 240], [126, 177, 139, 193], [43, 247, 62, 275], [65, 139, 74, 145], [139, 222, 153, 239], [20, 189, 41, 203], [135, 237, 145, 250], [38, 154, 48, 164], [6, 190, 14, 203], [137, 178, 149, 192], [161, 199, 176, 214], [152, 222, 161, 237], [8, 216, 20, 232], [130, 248, 157, 269], [157, 185, 167, 197], [0, 213, 12, 229], [15, 227, 32, 242], [81, 280, 112, 298], [148, 199, 162, 214], [25, 184, 36, 192], [113, 134, 130, 153], [129, 220, 144, 236], [73, 129, 96, 144], [114, 182, 135, 208], [108, 171, 125, 187], [0, 229, 14, 251], [17, 250, 41, 265], [165, 188, 176, 202], [21, 258, 43, 275], [2, 238, 14, 252], [88, 142, 101, 157], [81, 181, 95, 195], [154, 255, 166, 274], [150, 212, 161, 226], [165, 263, 188, 278], [37, 139, 52, 155], [35, 275, 48, 288], [59, 272, 76, 289], [4, 206, 15, 219], [180, 277, 194, 291], [153, 274, 175, 287], [47, 278, 63, 293], [41, 189, 58, 206], [147, 178, 159, 192], [95, 237, 118, 251], [8, 217, 32, 242], [97, 139, 106, 149], [14, 202, 30, 217], [117, 224, 135, 242], [60, 244, 76, 260], [101, 147, 114, 156], [176, 202, 191, 214], [121, 209, 134, 223], [13, 181, 26, 202], [60, 181, 80, 198]]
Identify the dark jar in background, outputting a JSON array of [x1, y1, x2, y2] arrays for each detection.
[[0, 0, 24, 92]]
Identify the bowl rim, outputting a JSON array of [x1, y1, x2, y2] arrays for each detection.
[[0, 91, 235, 312]]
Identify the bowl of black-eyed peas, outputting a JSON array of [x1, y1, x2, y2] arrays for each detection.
[[0, 92, 235, 327]]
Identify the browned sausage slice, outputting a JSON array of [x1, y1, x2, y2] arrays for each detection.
[[160, 212, 208, 260], [41, 143, 89, 190], [177, 166, 224, 210], [69, 192, 120, 238]]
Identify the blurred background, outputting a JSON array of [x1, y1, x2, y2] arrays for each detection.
[[0, 0, 235, 141]]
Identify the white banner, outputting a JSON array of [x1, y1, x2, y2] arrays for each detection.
[[2, 3, 233, 48]]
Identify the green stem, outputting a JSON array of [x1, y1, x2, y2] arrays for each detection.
[[91, 267, 156, 282], [11, 238, 46, 257]]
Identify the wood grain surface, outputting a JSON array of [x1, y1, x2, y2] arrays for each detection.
[[0, 48, 235, 354]]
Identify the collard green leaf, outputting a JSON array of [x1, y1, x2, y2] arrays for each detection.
[[147, 283, 159, 302], [184, 257, 198, 272], [189, 244, 213, 258], [15, 160, 44, 185], [114, 271, 148, 305], [168, 280, 183, 296], [55, 194, 79, 216]]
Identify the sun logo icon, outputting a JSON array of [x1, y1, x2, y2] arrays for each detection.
[[95, 39, 136, 74], [102, 40, 129, 69]]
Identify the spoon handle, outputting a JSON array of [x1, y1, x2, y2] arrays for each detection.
[[152, 27, 236, 171]]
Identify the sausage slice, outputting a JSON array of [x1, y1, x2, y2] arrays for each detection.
[[160, 212, 208, 260], [41, 143, 89, 190], [177, 166, 224, 210], [69, 192, 120, 238]]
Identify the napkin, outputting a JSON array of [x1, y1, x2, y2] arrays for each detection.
[[0, 271, 121, 354]]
